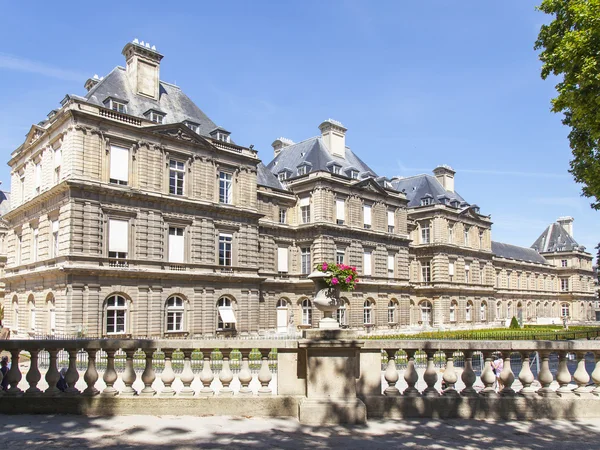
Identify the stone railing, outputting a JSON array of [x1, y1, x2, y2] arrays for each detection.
[[1, 335, 600, 424]]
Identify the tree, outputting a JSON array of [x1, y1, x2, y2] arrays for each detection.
[[535, 0, 600, 210]]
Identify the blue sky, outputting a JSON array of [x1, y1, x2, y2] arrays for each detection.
[[0, 1, 597, 260]]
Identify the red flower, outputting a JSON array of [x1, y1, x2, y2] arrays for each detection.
[[331, 277, 339, 285]]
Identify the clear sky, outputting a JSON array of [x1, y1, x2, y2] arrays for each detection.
[[0, 1, 597, 261]]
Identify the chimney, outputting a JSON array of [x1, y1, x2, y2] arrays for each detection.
[[557, 216, 574, 237], [122, 39, 164, 100], [272, 137, 294, 158], [319, 119, 347, 159], [84, 74, 101, 92], [433, 165, 456, 193]]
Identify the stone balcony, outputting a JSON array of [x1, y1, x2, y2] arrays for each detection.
[[1, 336, 600, 424]]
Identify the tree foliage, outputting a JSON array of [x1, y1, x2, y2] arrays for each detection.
[[535, 0, 600, 209], [509, 316, 521, 329]]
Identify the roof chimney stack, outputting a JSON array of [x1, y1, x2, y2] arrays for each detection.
[[557, 216, 574, 237], [319, 119, 347, 159], [122, 39, 164, 100], [433, 165, 456, 193], [272, 137, 294, 158]]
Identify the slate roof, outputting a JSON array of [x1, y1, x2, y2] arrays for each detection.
[[257, 162, 286, 191], [391, 174, 467, 208], [83, 67, 220, 138], [265, 137, 377, 179], [492, 241, 548, 265], [0, 191, 10, 216], [531, 222, 584, 253]]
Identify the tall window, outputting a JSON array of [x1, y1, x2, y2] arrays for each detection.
[[47, 296, 56, 335], [388, 300, 397, 323], [219, 172, 233, 204], [480, 302, 487, 321], [363, 251, 372, 276], [465, 263, 470, 283], [337, 302, 347, 326], [450, 302, 456, 322], [480, 268, 485, 285], [108, 219, 128, 266], [497, 302, 502, 319], [448, 225, 454, 244], [464, 227, 470, 246], [35, 162, 41, 194], [363, 204, 372, 229], [168, 227, 185, 263], [302, 299, 312, 326], [109, 145, 129, 185], [52, 220, 59, 258], [54, 147, 61, 184], [466, 302, 472, 322], [300, 197, 310, 223], [19, 172, 25, 202], [106, 295, 127, 334], [387, 254, 395, 278], [507, 302, 512, 318], [336, 249, 345, 265], [421, 261, 431, 283], [169, 160, 185, 195], [279, 208, 287, 224], [301, 247, 311, 274], [12, 297, 19, 331], [277, 247, 289, 273], [363, 300, 373, 325], [219, 233, 233, 266], [217, 297, 236, 330], [166, 296, 185, 332], [28, 297, 36, 331], [561, 278, 569, 292], [32, 227, 39, 262], [479, 230, 484, 249], [449, 262, 455, 282], [336, 199, 345, 225], [420, 301, 432, 324], [421, 224, 430, 244], [16, 233, 22, 265], [388, 210, 395, 233]]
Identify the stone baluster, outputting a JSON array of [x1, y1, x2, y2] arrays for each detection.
[[140, 349, 156, 397], [5, 349, 23, 396], [556, 352, 573, 397], [460, 351, 478, 397], [25, 349, 42, 396], [199, 349, 214, 397], [479, 351, 497, 397], [442, 351, 458, 396], [257, 348, 273, 396], [83, 349, 100, 396], [160, 349, 176, 396], [573, 351, 591, 397], [518, 351, 536, 397], [384, 349, 400, 396], [179, 349, 195, 397], [219, 349, 234, 396], [591, 352, 600, 397], [422, 350, 439, 397], [403, 349, 420, 397], [44, 349, 61, 396], [120, 350, 137, 396], [64, 349, 80, 395], [238, 349, 253, 397], [537, 351, 557, 397], [500, 353, 516, 397], [101, 350, 119, 396]]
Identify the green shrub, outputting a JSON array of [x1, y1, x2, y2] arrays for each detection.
[[509, 316, 520, 329]]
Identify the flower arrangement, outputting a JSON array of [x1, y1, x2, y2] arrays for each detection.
[[314, 262, 359, 291]]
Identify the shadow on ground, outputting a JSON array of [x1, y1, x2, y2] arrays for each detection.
[[1, 414, 600, 449]]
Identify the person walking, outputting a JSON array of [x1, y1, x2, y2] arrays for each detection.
[[492, 355, 504, 392], [0, 356, 9, 391]]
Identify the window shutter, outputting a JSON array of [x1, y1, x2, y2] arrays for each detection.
[[449, 262, 455, 276], [108, 219, 129, 253], [387, 255, 394, 271], [299, 197, 310, 207], [277, 247, 289, 272], [168, 229, 185, 263], [110, 145, 129, 183], [336, 199, 345, 221], [387, 210, 394, 227], [363, 205, 372, 225], [363, 251, 372, 275], [54, 148, 62, 168]]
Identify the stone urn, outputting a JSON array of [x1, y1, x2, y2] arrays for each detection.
[[308, 270, 343, 329]]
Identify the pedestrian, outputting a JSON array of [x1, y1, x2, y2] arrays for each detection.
[[492, 355, 504, 392], [0, 356, 9, 391], [57, 367, 68, 392]]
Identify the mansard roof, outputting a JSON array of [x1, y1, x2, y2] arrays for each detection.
[[492, 241, 549, 265], [265, 136, 376, 179], [83, 67, 220, 138], [257, 162, 286, 191], [531, 222, 584, 253], [391, 174, 467, 208], [0, 191, 10, 217]]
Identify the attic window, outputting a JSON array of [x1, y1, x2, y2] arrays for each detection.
[[472, 206, 480, 214], [328, 164, 341, 175], [451, 200, 460, 208], [297, 165, 309, 176], [217, 132, 230, 143], [104, 98, 127, 114], [184, 121, 200, 134], [146, 111, 165, 124], [420, 197, 433, 206], [350, 170, 359, 180], [278, 172, 288, 182]]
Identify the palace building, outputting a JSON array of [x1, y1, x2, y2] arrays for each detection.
[[1, 41, 596, 338]]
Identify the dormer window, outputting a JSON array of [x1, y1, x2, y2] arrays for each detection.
[[327, 163, 341, 175], [217, 132, 230, 143], [104, 98, 128, 114], [210, 128, 231, 143], [420, 196, 433, 206], [184, 121, 200, 134], [298, 166, 307, 176], [451, 200, 460, 208], [278, 172, 287, 182], [350, 170, 359, 180], [145, 110, 165, 124]]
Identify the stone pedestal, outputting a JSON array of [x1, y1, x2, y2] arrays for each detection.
[[297, 329, 367, 425]]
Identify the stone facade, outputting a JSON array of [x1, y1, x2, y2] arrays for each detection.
[[1, 41, 596, 338]]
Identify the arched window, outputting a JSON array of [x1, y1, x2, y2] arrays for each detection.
[[480, 302, 487, 322], [496, 301, 502, 320], [561, 303, 570, 318], [507, 302, 512, 319], [106, 295, 127, 334], [46, 293, 56, 335], [12, 296, 19, 331], [420, 301, 432, 325], [337, 299, 348, 326], [27, 294, 36, 332], [449, 301, 457, 322], [166, 296, 185, 332], [276, 298, 290, 332], [217, 297, 236, 330], [301, 299, 312, 326], [465, 301, 473, 322], [363, 300, 373, 325], [387, 300, 397, 324]]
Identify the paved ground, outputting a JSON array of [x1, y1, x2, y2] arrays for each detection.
[[0, 414, 599, 449]]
